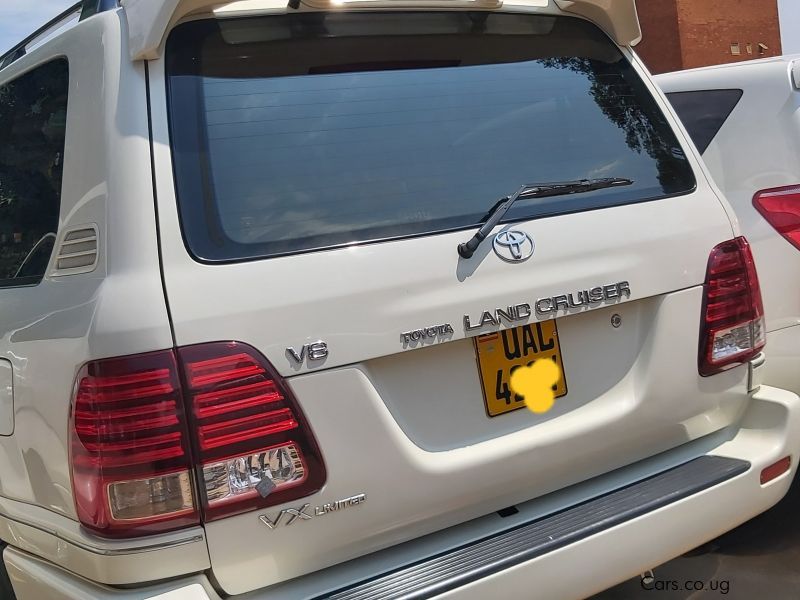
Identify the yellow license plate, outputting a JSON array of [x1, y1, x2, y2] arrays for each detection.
[[474, 322, 568, 417]]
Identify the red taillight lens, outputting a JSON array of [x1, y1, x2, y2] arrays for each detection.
[[699, 237, 766, 376], [179, 342, 325, 522], [753, 185, 800, 250], [70, 351, 198, 537], [70, 343, 325, 536]]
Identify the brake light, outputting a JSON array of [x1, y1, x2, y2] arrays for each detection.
[[699, 237, 766, 376], [70, 343, 325, 537], [179, 342, 325, 521], [70, 351, 198, 536], [753, 185, 800, 250]]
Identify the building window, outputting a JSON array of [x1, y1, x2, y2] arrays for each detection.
[[759, 42, 769, 55], [731, 42, 741, 55], [746, 43, 753, 55], [0, 59, 68, 288]]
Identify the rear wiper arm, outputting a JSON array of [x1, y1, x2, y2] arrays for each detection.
[[457, 177, 634, 259]]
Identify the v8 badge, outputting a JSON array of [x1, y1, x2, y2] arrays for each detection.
[[287, 341, 328, 365]]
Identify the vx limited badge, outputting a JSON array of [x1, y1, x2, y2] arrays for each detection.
[[259, 504, 312, 529], [493, 230, 534, 262], [259, 494, 367, 530]]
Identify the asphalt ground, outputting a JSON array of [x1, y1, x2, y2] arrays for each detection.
[[592, 474, 800, 599]]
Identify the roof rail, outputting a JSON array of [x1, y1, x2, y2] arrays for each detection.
[[0, 0, 119, 72], [0, 2, 82, 71]]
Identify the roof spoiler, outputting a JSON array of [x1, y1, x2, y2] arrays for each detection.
[[554, 0, 641, 47], [121, 0, 642, 61]]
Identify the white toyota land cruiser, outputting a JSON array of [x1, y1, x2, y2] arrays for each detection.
[[0, 1, 797, 599]]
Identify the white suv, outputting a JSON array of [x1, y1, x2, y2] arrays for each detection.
[[0, 2, 797, 599], [657, 57, 800, 401]]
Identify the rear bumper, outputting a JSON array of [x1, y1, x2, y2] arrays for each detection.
[[6, 385, 800, 600]]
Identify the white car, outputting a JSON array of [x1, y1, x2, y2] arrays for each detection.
[[658, 57, 800, 400], [0, 2, 797, 599]]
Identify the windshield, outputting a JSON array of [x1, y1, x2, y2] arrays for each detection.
[[166, 12, 696, 262]]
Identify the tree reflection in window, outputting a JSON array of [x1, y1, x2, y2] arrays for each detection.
[[541, 57, 691, 193]]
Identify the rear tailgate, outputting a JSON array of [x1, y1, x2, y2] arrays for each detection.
[[152, 9, 737, 595]]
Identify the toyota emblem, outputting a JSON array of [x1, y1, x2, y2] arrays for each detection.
[[493, 230, 534, 262]]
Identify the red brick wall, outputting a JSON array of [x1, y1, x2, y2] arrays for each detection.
[[676, 0, 782, 69], [634, 0, 683, 75], [635, 0, 782, 74]]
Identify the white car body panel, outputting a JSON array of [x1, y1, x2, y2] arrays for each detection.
[[0, 3, 796, 600], [145, 10, 744, 591], [0, 10, 172, 519], [658, 57, 800, 396], [0, 8, 209, 586], [6, 385, 800, 599]]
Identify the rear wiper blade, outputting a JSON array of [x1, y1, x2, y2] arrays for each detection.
[[457, 177, 634, 259]]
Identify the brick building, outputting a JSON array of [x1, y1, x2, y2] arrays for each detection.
[[635, 0, 783, 75]]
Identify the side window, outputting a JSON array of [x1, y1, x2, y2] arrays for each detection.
[[0, 59, 68, 288], [665, 89, 743, 154]]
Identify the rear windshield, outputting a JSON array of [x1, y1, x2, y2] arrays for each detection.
[[166, 12, 696, 262]]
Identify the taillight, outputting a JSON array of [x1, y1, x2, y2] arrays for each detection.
[[753, 185, 800, 250], [70, 351, 198, 536], [699, 237, 766, 376], [70, 343, 325, 537], [179, 342, 325, 521]]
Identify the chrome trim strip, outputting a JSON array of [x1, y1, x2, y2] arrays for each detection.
[[0, 511, 204, 556]]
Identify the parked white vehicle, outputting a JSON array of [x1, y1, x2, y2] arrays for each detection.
[[0, 2, 798, 599], [658, 57, 800, 401]]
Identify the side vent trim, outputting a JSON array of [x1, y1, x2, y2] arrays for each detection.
[[51, 225, 99, 277]]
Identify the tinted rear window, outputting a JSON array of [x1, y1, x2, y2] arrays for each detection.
[[167, 12, 695, 262], [666, 89, 743, 154]]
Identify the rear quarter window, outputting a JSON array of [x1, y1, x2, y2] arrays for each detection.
[[167, 12, 696, 262], [665, 89, 743, 154], [0, 59, 67, 287]]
